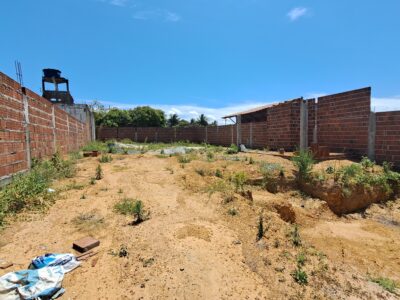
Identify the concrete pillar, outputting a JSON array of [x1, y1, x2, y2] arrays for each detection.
[[368, 112, 376, 160], [51, 106, 57, 152], [22, 93, 31, 169], [313, 99, 318, 144], [250, 122, 253, 148], [299, 100, 308, 150], [236, 115, 242, 146]]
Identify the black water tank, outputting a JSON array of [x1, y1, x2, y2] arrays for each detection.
[[43, 68, 61, 78]]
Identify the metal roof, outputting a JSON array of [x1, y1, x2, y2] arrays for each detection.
[[222, 103, 277, 119]]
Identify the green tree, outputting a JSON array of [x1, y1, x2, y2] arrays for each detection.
[[101, 108, 131, 127], [197, 114, 209, 126], [129, 106, 166, 127], [167, 113, 180, 127]]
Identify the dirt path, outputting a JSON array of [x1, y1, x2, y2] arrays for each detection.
[[1, 153, 399, 299], [0, 155, 270, 299]]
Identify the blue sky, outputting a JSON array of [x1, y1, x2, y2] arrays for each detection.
[[1, 0, 400, 122]]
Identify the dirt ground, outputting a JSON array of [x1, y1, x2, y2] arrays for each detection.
[[1, 151, 400, 299]]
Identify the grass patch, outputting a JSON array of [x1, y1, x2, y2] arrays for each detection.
[[232, 172, 247, 192], [114, 198, 149, 224], [371, 277, 398, 293], [81, 141, 109, 152], [72, 210, 104, 231], [226, 144, 239, 154], [95, 164, 103, 180], [292, 267, 308, 285], [99, 154, 113, 163], [0, 152, 76, 225]]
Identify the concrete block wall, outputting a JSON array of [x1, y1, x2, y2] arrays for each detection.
[[375, 111, 400, 166], [0, 71, 93, 182], [316, 88, 371, 156]]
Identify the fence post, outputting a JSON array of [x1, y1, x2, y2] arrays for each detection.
[[368, 112, 376, 160], [250, 122, 253, 148], [236, 115, 242, 146], [22, 92, 31, 169], [205, 126, 208, 143], [51, 106, 57, 152], [299, 100, 308, 150]]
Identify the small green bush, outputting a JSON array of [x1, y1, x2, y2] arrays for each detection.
[[114, 198, 148, 224], [292, 267, 308, 285], [232, 172, 247, 192], [257, 215, 264, 241], [291, 150, 315, 181], [226, 144, 239, 154], [177, 155, 191, 164], [99, 154, 113, 163], [95, 164, 103, 180], [82, 141, 108, 152], [215, 169, 223, 178], [291, 225, 302, 247], [227, 208, 238, 216]]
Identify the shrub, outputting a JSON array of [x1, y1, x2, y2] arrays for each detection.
[[99, 154, 113, 163], [177, 155, 191, 164], [232, 172, 247, 192], [195, 168, 206, 176], [114, 198, 149, 225], [257, 215, 264, 241], [95, 164, 103, 180], [215, 169, 223, 178], [360, 156, 375, 169], [325, 166, 335, 174], [292, 268, 308, 285], [81, 141, 108, 152], [249, 157, 255, 165], [227, 208, 238, 216], [296, 252, 306, 267], [291, 225, 302, 247], [291, 150, 315, 181], [226, 144, 239, 154], [206, 151, 214, 161]]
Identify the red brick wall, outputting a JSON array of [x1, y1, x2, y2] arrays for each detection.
[[375, 111, 400, 166], [0, 72, 91, 180], [316, 87, 371, 156]]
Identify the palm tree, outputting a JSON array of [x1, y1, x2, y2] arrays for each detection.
[[197, 114, 209, 126], [167, 113, 180, 127]]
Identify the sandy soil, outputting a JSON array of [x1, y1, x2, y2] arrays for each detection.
[[1, 151, 399, 299]]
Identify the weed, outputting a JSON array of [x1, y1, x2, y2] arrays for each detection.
[[206, 151, 214, 161], [296, 252, 306, 267], [81, 141, 108, 152], [232, 171, 247, 192], [118, 188, 123, 194], [177, 155, 191, 164], [360, 156, 375, 169], [325, 166, 335, 174], [292, 267, 308, 285], [72, 210, 104, 231], [0, 154, 76, 225], [114, 198, 149, 224], [204, 180, 233, 197], [195, 168, 206, 176], [89, 177, 96, 185], [95, 164, 103, 180], [69, 151, 83, 160], [260, 162, 284, 186], [249, 157, 255, 164], [227, 208, 238, 216], [65, 181, 85, 190], [292, 150, 315, 181], [371, 277, 397, 293], [80, 194, 86, 199], [226, 144, 239, 154], [222, 192, 236, 204], [257, 215, 264, 241], [165, 167, 174, 174], [291, 225, 302, 247], [215, 169, 223, 178], [99, 154, 113, 163]]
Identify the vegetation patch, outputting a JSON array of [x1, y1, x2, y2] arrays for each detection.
[[371, 277, 398, 293], [114, 198, 149, 225], [0, 152, 76, 225]]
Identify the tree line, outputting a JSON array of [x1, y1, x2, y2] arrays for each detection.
[[91, 102, 217, 128]]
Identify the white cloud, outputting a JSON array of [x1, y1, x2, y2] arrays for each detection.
[[371, 97, 400, 112], [287, 7, 308, 21], [110, 0, 128, 7], [133, 9, 181, 22]]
